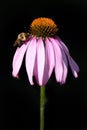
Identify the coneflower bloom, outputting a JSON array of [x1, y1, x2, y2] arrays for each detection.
[[12, 17, 79, 86]]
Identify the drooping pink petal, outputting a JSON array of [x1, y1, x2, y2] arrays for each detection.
[[54, 39, 68, 84], [68, 56, 79, 78], [25, 37, 36, 85], [33, 53, 39, 84], [12, 42, 30, 77], [42, 38, 55, 85], [12, 47, 20, 69], [57, 36, 69, 52], [36, 38, 45, 86], [49, 38, 63, 83], [56, 36, 80, 78], [61, 51, 68, 84]]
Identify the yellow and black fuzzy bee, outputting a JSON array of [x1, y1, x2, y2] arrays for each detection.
[[13, 32, 30, 47]]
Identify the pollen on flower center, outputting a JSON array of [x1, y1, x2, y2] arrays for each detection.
[[30, 17, 58, 38]]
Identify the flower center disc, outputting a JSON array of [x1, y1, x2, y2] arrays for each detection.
[[30, 17, 58, 38]]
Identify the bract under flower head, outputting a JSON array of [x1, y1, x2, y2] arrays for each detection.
[[30, 17, 58, 38]]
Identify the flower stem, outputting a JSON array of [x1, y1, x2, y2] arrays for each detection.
[[40, 86, 46, 130]]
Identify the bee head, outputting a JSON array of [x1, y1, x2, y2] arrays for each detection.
[[18, 32, 27, 41]]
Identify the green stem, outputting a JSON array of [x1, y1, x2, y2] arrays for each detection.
[[40, 86, 46, 130]]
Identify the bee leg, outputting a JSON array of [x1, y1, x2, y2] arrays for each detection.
[[13, 41, 18, 47]]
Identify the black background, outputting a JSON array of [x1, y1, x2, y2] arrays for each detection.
[[0, 0, 87, 130]]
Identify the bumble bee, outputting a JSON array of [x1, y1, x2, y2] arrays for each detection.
[[13, 32, 30, 47]]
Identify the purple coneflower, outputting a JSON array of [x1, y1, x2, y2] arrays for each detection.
[[12, 17, 79, 86]]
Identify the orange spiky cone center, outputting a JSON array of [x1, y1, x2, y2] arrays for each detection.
[[30, 17, 58, 38]]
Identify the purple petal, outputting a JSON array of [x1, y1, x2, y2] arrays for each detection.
[[57, 36, 69, 52], [68, 56, 79, 78], [33, 53, 39, 84], [36, 38, 45, 86], [25, 37, 36, 85], [56, 37, 80, 78], [61, 50, 68, 84], [49, 38, 63, 83], [12, 42, 29, 77], [42, 38, 55, 85], [53, 39, 68, 84], [12, 47, 20, 69]]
